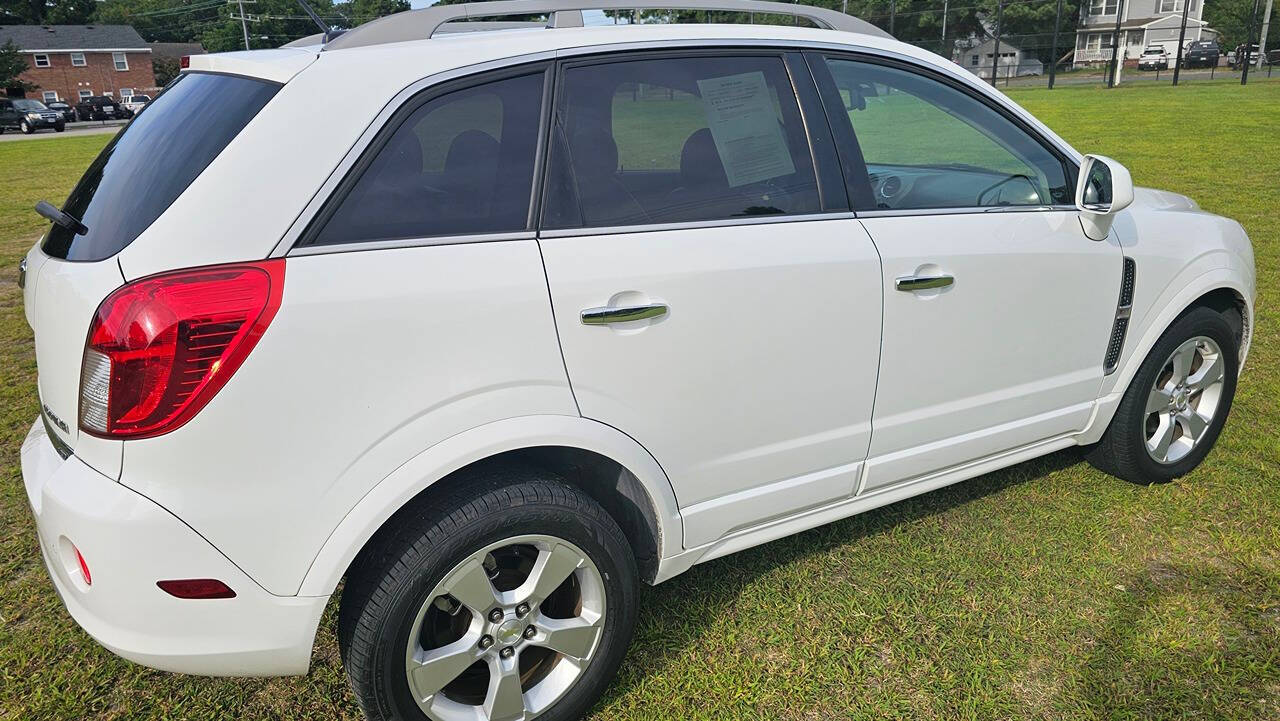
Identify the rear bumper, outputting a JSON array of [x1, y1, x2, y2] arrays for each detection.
[[20, 419, 328, 676]]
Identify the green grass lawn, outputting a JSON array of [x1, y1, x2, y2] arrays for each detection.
[[1, 81, 1278, 720]]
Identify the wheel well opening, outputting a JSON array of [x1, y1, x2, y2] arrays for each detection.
[[346, 447, 664, 587], [1189, 287, 1248, 352]]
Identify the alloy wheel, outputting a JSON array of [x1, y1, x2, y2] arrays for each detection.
[[1144, 335, 1226, 464], [404, 534, 606, 721]]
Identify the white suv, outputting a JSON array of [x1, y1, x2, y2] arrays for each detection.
[[20, 2, 1255, 720]]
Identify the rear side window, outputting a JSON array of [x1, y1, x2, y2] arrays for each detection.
[[308, 71, 545, 246], [43, 72, 279, 262], [543, 55, 821, 229]]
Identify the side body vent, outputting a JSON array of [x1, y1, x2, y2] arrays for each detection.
[[1103, 258, 1137, 374]]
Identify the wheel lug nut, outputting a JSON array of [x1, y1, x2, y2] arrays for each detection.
[[488, 609, 503, 623], [523, 625, 536, 639], [479, 635, 494, 650], [499, 646, 515, 659], [515, 602, 530, 617]]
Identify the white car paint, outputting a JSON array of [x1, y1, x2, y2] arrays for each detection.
[[19, 18, 1254, 680]]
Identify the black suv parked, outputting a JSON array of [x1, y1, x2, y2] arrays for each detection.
[[1182, 40, 1219, 68], [0, 99, 65, 134], [73, 95, 127, 121], [46, 101, 75, 123]]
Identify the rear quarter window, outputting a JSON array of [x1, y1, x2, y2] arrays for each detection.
[[42, 72, 280, 262]]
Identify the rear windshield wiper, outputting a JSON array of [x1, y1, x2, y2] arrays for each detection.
[[35, 200, 88, 236]]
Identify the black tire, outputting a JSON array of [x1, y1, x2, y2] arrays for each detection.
[[339, 469, 638, 721], [55, 123, 65, 132], [1086, 306, 1238, 484]]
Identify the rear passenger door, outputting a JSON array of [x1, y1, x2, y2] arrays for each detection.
[[538, 51, 883, 548]]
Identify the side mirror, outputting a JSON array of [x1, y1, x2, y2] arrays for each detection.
[[1075, 154, 1134, 240]]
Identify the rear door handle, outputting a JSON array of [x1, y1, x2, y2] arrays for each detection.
[[895, 274, 954, 292], [580, 303, 668, 325]]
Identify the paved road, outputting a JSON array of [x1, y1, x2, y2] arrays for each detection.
[[0, 122, 124, 143]]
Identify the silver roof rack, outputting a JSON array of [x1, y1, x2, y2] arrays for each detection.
[[322, 0, 891, 51]]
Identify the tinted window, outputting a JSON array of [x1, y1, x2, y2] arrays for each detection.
[[823, 58, 1071, 211], [14, 100, 47, 111], [43, 72, 279, 261], [544, 55, 821, 229], [310, 72, 544, 246]]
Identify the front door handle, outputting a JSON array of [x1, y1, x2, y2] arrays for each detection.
[[895, 274, 954, 292], [581, 303, 669, 325]]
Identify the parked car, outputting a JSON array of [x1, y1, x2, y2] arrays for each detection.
[[19, 2, 1256, 721], [1229, 43, 1262, 69], [121, 94, 152, 115], [72, 95, 122, 121], [0, 98, 65, 134], [1182, 39, 1220, 67], [45, 101, 75, 123], [1137, 45, 1169, 70]]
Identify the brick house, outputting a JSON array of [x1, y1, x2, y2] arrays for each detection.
[[0, 25, 158, 103]]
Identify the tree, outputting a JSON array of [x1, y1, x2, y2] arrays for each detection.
[[0, 39, 38, 94], [153, 55, 181, 85], [1205, 0, 1278, 50], [333, 0, 408, 25], [2, 0, 95, 24]]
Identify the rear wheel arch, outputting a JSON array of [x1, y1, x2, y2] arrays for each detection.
[[298, 416, 681, 597]]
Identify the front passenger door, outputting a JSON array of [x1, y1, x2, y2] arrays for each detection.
[[813, 55, 1124, 491]]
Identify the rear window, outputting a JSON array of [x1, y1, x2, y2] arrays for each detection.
[[43, 72, 280, 261]]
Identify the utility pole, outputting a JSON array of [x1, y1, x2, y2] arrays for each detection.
[[890, 0, 896, 36], [941, 0, 949, 54], [1172, 0, 1191, 84], [1259, 0, 1274, 70], [991, 0, 1004, 86], [1243, 0, 1261, 83], [1107, 0, 1126, 87], [1048, 0, 1063, 88], [229, 0, 257, 50]]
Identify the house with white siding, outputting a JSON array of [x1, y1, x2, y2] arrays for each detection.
[[1073, 0, 1218, 67]]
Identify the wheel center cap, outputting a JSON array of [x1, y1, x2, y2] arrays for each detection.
[[495, 618, 524, 646], [1174, 388, 1189, 409]]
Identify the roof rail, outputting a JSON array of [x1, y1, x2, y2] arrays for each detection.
[[322, 0, 891, 51]]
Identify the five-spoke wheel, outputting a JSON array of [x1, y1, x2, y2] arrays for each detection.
[[339, 472, 637, 721]]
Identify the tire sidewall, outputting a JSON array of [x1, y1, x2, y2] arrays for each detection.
[[369, 497, 636, 721], [1123, 307, 1238, 481]]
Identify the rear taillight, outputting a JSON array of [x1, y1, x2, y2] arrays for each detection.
[[79, 260, 284, 439]]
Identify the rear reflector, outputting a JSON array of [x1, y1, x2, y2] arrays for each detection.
[[156, 579, 236, 599], [73, 545, 92, 586], [80, 260, 284, 439], [180, 55, 190, 69]]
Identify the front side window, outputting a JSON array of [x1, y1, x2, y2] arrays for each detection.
[[822, 58, 1071, 211], [309, 71, 545, 246], [34, 53, 50, 67], [71, 52, 85, 66], [113, 52, 128, 71], [543, 55, 820, 229]]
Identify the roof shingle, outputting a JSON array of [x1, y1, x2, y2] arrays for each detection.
[[0, 25, 149, 52]]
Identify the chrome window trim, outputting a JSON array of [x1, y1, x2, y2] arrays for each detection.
[[273, 51, 557, 258], [858, 204, 1078, 219], [288, 231, 535, 257], [274, 37, 1081, 257], [539, 212, 857, 239]]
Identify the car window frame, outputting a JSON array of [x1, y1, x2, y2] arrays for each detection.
[[537, 46, 849, 238], [296, 61, 555, 251], [806, 50, 1079, 216]]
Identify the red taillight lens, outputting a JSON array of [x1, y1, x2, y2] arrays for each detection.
[[180, 55, 190, 69], [156, 579, 236, 599], [79, 260, 284, 439]]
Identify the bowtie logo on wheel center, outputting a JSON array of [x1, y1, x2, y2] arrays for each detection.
[[495, 618, 525, 646]]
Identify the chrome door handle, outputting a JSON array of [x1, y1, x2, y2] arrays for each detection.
[[580, 303, 668, 325], [895, 274, 954, 292]]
